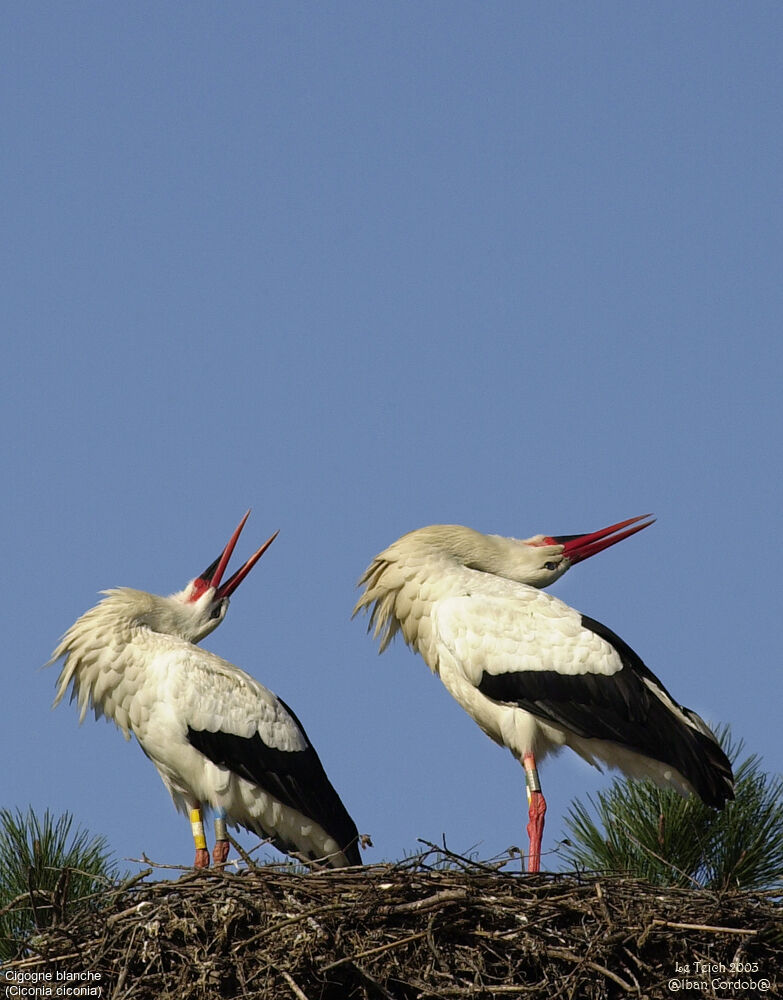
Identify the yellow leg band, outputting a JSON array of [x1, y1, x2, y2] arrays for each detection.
[[190, 808, 207, 851]]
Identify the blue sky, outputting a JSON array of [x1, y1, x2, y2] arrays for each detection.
[[3, 3, 781, 873]]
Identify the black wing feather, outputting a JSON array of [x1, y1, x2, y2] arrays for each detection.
[[477, 614, 734, 808], [187, 698, 361, 865]]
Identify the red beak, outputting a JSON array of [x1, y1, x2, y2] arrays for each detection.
[[190, 511, 278, 602], [549, 514, 655, 565]]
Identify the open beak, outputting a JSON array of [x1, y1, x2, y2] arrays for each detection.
[[550, 514, 655, 565], [194, 511, 278, 600]]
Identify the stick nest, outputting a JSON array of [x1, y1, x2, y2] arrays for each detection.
[[4, 846, 781, 999]]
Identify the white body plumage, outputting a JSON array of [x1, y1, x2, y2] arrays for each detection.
[[51, 516, 360, 869], [355, 521, 733, 833]]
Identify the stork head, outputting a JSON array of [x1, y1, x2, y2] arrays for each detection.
[[354, 515, 655, 653], [510, 513, 655, 588], [170, 511, 278, 642]]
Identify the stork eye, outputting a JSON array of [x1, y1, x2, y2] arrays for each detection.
[[544, 562, 558, 571], [209, 603, 223, 620]]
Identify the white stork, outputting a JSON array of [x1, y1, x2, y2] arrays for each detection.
[[354, 515, 733, 872], [51, 512, 361, 869]]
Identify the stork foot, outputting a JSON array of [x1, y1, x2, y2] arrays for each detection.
[[526, 790, 547, 873], [213, 839, 230, 866], [194, 848, 210, 869]]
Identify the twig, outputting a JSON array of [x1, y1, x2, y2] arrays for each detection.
[[233, 902, 346, 952], [273, 967, 311, 1000], [0, 891, 44, 919], [649, 918, 758, 936], [543, 946, 638, 994], [379, 887, 468, 915], [593, 880, 613, 927], [353, 964, 398, 1000], [4, 951, 84, 969], [110, 868, 153, 894], [228, 832, 263, 868], [106, 900, 155, 927], [416, 839, 512, 875], [320, 929, 430, 972], [127, 855, 195, 872]]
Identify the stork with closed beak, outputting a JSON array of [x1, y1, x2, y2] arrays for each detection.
[[354, 515, 733, 872], [51, 512, 361, 869]]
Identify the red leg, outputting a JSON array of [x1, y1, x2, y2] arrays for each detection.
[[190, 806, 210, 869], [213, 840, 230, 865], [523, 753, 547, 873]]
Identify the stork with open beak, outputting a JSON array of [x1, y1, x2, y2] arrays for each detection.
[[51, 512, 361, 869], [354, 515, 733, 872]]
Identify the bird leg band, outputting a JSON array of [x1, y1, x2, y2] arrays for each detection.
[[523, 753, 541, 803], [214, 807, 228, 842], [213, 807, 230, 866], [190, 807, 207, 851]]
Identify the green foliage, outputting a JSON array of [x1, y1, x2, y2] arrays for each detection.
[[0, 807, 122, 961], [560, 727, 783, 891]]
